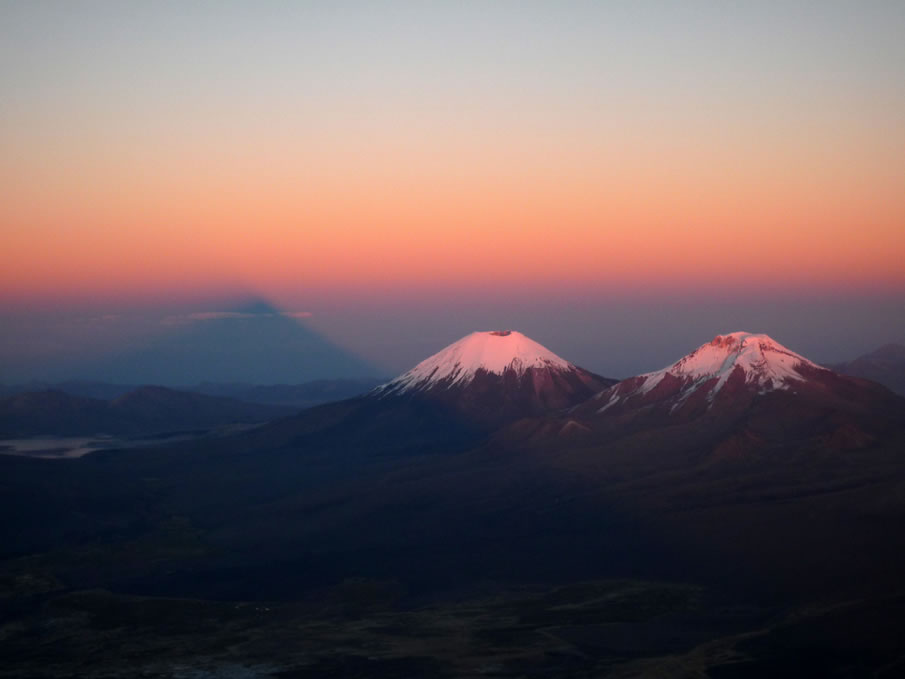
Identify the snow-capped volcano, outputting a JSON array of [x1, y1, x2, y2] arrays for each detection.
[[374, 330, 615, 423], [594, 332, 831, 416], [637, 332, 820, 397], [377, 330, 573, 394], [523, 330, 904, 459]]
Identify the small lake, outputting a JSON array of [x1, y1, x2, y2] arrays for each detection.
[[0, 432, 201, 459]]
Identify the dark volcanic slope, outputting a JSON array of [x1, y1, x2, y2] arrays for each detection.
[[534, 333, 905, 453], [491, 334, 905, 594]]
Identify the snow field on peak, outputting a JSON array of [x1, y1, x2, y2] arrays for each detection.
[[596, 332, 824, 413], [378, 331, 574, 394]]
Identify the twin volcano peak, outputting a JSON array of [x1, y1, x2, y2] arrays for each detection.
[[373, 331, 615, 423], [670, 331, 821, 389], [377, 330, 576, 396], [595, 331, 828, 416], [374, 329, 839, 424]]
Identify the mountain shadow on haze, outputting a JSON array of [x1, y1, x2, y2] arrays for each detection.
[[85, 300, 377, 386]]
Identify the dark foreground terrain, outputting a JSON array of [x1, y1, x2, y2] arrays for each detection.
[[3, 569, 904, 678], [2, 420, 905, 677]]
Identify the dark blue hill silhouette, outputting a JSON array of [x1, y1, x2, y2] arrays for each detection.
[[830, 342, 905, 395], [86, 300, 376, 386], [0, 386, 292, 437]]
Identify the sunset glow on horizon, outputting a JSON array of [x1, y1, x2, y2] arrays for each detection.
[[3, 1, 904, 309]]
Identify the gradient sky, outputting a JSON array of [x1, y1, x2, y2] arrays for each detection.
[[2, 1, 904, 382]]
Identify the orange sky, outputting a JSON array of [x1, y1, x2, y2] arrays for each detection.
[[2, 2, 904, 305], [4, 123, 903, 303]]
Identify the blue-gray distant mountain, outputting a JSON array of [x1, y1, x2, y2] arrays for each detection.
[[0, 381, 137, 400], [829, 343, 905, 395], [191, 377, 385, 408], [0, 378, 385, 409], [0, 386, 292, 437], [84, 300, 376, 385]]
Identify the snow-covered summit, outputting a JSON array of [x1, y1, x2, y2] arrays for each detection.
[[375, 330, 575, 396], [597, 332, 827, 413], [651, 332, 821, 393]]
